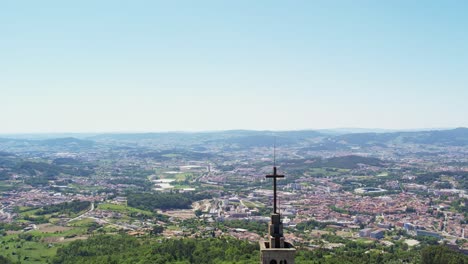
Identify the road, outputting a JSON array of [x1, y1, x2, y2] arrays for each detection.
[[0, 205, 13, 221], [68, 202, 94, 223], [67, 203, 134, 230]]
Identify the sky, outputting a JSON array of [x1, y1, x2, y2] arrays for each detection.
[[1, 1, 468, 133]]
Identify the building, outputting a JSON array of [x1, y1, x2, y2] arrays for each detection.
[[370, 230, 385, 239], [359, 228, 384, 239], [377, 223, 392, 229], [404, 223, 417, 231], [359, 228, 373, 237], [260, 166, 296, 264]]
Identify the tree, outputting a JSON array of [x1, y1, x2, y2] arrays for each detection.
[[421, 245, 468, 264], [0, 255, 14, 264], [151, 225, 164, 235], [195, 209, 203, 217]]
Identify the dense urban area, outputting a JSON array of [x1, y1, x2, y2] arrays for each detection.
[[0, 128, 467, 263]]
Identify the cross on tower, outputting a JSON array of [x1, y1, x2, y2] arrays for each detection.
[[266, 166, 284, 214]]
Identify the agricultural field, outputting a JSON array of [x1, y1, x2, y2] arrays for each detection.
[[97, 203, 153, 217], [0, 223, 90, 264]]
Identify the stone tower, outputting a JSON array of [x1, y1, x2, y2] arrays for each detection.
[[260, 166, 296, 264]]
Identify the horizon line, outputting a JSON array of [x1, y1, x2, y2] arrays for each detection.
[[0, 126, 465, 136]]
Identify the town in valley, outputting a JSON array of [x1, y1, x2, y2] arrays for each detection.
[[0, 128, 467, 263]]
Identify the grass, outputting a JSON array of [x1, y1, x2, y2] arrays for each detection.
[[18, 204, 90, 222], [0, 239, 58, 263], [48, 218, 62, 225], [17, 206, 38, 213], [68, 218, 96, 227], [353, 238, 374, 244], [166, 225, 181, 231], [0, 224, 93, 264], [440, 175, 455, 182], [172, 184, 192, 189], [29, 227, 87, 238], [242, 200, 265, 209], [175, 172, 192, 181], [0, 183, 16, 192], [97, 203, 153, 216], [101, 226, 119, 233], [307, 168, 349, 177], [0, 230, 71, 264]]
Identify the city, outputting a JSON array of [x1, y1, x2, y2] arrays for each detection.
[[2, 1, 468, 263], [0, 129, 467, 263]]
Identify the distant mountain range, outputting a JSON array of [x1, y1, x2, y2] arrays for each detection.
[[206, 128, 468, 147], [317, 127, 453, 135], [1, 127, 467, 150], [0, 137, 95, 151], [333, 127, 468, 146]]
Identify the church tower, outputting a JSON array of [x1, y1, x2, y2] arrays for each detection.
[[260, 166, 296, 264]]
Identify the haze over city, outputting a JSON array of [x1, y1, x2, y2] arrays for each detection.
[[2, 1, 468, 133]]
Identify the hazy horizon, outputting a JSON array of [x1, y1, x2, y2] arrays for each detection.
[[2, 1, 468, 133], [0, 126, 464, 136]]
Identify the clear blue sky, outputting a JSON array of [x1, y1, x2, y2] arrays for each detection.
[[1, 1, 467, 133]]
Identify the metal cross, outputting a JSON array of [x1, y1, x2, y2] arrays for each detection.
[[266, 166, 284, 214]]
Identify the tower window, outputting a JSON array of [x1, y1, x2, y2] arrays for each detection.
[[270, 260, 277, 264]]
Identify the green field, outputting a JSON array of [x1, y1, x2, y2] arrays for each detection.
[[28, 226, 87, 238], [0, 183, 16, 192], [97, 203, 153, 216], [161, 171, 193, 181], [307, 168, 350, 177], [0, 235, 58, 263], [67, 218, 96, 227], [242, 200, 265, 209], [0, 225, 89, 264]]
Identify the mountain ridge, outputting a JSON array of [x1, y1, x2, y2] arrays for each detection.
[[1, 127, 467, 148]]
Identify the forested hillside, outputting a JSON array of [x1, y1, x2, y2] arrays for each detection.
[[46, 235, 468, 264], [52, 235, 259, 264]]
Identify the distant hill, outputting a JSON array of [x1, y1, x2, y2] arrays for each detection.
[[334, 127, 468, 146], [0, 155, 94, 186], [334, 132, 399, 145], [87, 128, 468, 148], [211, 130, 323, 148], [88, 132, 194, 141], [221, 135, 296, 147], [40, 137, 95, 148], [405, 127, 468, 145], [300, 140, 349, 151], [90, 130, 324, 148], [0, 137, 95, 151], [318, 128, 402, 135], [2, 128, 467, 150]]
